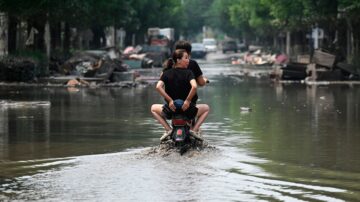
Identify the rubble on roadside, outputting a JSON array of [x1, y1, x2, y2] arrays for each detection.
[[231, 46, 279, 66], [270, 49, 360, 84], [228, 46, 360, 84], [0, 47, 154, 86]]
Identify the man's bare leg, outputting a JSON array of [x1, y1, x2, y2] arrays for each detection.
[[192, 104, 209, 132], [151, 104, 172, 132]]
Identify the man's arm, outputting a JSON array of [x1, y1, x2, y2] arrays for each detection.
[[189, 59, 208, 86], [196, 75, 209, 86]]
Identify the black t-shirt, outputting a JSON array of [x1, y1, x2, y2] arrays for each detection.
[[187, 59, 202, 103], [188, 59, 203, 79], [160, 68, 197, 103]]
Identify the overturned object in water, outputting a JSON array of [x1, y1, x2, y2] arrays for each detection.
[[240, 107, 252, 112], [0, 100, 51, 108]]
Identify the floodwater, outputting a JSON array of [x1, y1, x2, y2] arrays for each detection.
[[1, 53, 360, 201]]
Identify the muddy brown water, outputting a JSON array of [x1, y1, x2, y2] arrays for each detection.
[[1, 55, 360, 201]]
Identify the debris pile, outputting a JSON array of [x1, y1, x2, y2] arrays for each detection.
[[231, 47, 284, 66], [271, 49, 360, 82], [61, 49, 130, 82]]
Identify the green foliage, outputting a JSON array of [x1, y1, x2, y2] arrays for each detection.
[[227, 0, 274, 40], [207, 0, 237, 37], [129, 0, 184, 33], [260, 0, 304, 29], [9, 50, 48, 76], [1, 0, 360, 62], [181, 0, 214, 38], [301, 0, 338, 28]]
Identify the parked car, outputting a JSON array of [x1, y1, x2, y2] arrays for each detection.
[[237, 42, 247, 51], [203, 38, 217, 52], [221, 40, 237, 53], [191, 43, 207, 58]]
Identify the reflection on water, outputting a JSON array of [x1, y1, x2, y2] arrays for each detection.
[[1, 60, 360, 201]]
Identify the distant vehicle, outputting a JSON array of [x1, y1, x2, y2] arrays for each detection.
[[221, 40, 237, 53], [191, 43, 206, 58], [203, 38, 217, 52], [237, 42, 247, 51], [159, 28, 175, 42], [147, 27, 175, 48]]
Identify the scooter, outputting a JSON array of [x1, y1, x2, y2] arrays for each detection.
[[170, 113, 192, 144], [161, 100, 204, 154]]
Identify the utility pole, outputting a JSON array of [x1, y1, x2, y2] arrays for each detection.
[[0, 12, 8, 56], [44, 14, 51, 75]]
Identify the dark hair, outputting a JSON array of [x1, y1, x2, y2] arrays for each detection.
[[163, 58, 174, 72], [163, 49, 187, 71], [175, 40, 192, 54]]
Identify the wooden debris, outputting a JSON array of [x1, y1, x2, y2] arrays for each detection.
[[312, 50, 336, 68]]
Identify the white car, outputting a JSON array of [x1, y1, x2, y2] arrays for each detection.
[[203, 38, 217, 52]]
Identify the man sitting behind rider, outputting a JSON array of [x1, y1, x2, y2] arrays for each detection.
[[152, 49, 199, 139], [175, 40, 209, 86]]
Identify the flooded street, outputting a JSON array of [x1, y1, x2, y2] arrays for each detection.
[[1, 53, 360, 201]]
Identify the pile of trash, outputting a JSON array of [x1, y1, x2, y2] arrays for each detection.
[[122, 44, 169, 68], [60, 47, 131, 82], [231, 46, 287, 66], [270, 50, 360, 82], [0, 46, 163, 84]]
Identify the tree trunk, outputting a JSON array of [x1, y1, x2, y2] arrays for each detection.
[[346, 17, 353, 63], [286, 31, 291, 56], [63, 22, 70, 52], [8, 16, 17, 54], [105, 26, 115, 47], [44, 19, 51, 60], [51, 22, 61, 51], [0, 12, 9, 56], [16, 21, 27, 51], [273, 34, 278, 50], [91, 26, 105, 49], [132, 33, 136, 46], [30, 21, 45, 52], [118, 28, 126, 50]]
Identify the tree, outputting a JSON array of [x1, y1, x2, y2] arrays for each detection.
[[227, 0, 274, 44], [127, 0, 184, 44], [205, 0, 238, 38], [180, 0, 214, 39]]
